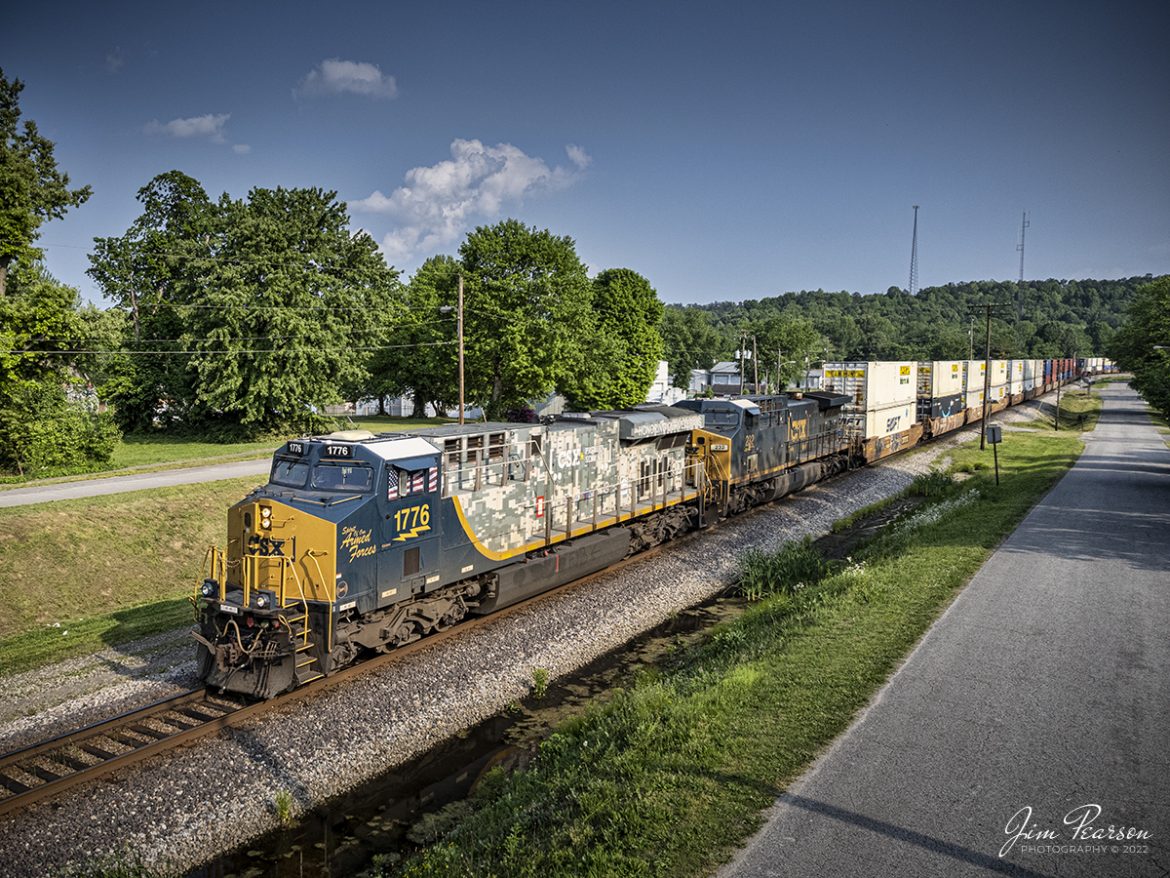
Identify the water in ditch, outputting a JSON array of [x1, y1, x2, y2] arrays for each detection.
[[186, 593, 746, 878]]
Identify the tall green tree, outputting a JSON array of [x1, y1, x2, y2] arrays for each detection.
[[90, 175, 405, 433], [89, 171, 214, 429], [1110, 276, 1170, 418], [563, 268, 664, 409], [458, 220, 593, 418], [357, 254, 461, 416], [0, 69, 91, 297], [186, 187, 405, 430]]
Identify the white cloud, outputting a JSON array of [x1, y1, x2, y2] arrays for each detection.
[[566, 144, 592, 169], [105, 49, 124, 74], [145, 113, 230, 143], [350, 138, 587, 263], [232, 143, 252, 155], [297, 59, 397, 99]]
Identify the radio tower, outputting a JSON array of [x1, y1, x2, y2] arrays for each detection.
[[909, 205, 920, 295], [1017, 210, 1029, 282]]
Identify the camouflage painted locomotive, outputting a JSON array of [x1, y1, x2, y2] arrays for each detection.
[[194, 392, 851, 698]]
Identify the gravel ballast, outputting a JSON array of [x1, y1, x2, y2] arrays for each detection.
[[0, 402, 1059, 876]]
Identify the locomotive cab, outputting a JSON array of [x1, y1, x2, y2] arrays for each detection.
[[194, 432, 446, 699]]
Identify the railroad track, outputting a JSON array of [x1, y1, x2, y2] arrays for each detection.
[[0, 689, 250, 818], [0, 532, 692, 820]]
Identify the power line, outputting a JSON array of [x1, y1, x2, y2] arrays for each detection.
[[0, 340, 458, 356]]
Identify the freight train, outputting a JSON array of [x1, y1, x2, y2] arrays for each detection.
[[194, 358, 1085, 698]]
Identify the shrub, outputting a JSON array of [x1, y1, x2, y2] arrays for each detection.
[[735, 539, 828, 601]]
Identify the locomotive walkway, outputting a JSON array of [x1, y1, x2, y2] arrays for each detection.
[[720, 381, 1170, 878]]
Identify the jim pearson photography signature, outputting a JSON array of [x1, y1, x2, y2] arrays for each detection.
[[1001, 804, 1153, 857]]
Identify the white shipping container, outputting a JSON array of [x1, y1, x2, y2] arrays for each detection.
[[1033, 359, 1044, 386], [990, 360, 1008, 387], [917, 360, 965, 398], [861, 402, 917, 439], [1022, 359, 1038, 391], [823, 361, 917, 410], [964, 389, 985, 410], [1008, 360, 1025, 395], [963, 360, 986, 393]]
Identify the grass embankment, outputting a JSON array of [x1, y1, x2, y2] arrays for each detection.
[[1010, 386, 1103, 433], [0, 476, 259, 676], [0, 416, 449, 487], [382, 429, 1084, 878]]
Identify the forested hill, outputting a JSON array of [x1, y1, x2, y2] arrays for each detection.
[[661, 276, 1155, 388]]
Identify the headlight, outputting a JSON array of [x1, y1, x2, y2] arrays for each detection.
[[256, 594, 269, 609], [260, 506, 272, 530], [201, 581, 216, 597]]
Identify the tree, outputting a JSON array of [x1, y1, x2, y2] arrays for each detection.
[[0, 262, 119, 475], [186, 187, 405, 430], [90, 175, 405, 433], [563, 268, 664, 409], [358, 255, 461, 416], [89, 171, 214, 429], [1110, 276, 1170, 418], [458, 220, 593, 419], [660, 306, 730, 389], [753, 314, 824, 389], [0, 70, 91, 297]]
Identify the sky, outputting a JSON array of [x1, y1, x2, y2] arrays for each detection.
[[6, 0, 1170, 306]]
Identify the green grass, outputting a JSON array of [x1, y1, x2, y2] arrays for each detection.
[[0, 416, 450, 486], [386, 429, 1083, 878], [0, 476, 259, 673]]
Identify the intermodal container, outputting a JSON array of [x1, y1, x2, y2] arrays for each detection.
[[862, 402, 917, 439], [989, 359, 1008, 389], [963, 360, 986, 394], [1022, 359, 1038, 391], [822, 361, 917, 410], [1008, 360, 1026, 395], [917, 361, 965, 398]]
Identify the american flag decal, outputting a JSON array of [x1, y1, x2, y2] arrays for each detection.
[[428, 467, 438, 492], [411, 471, 425, 494], [387, 468, 399, 500]]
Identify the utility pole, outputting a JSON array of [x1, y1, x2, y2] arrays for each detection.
[[738, 332, 747, 395], [971, 303, 1008, 450], [457, 275, 465, 424], [1016, 211, 1030, 320], [1055, 355, 1063, 431], [777, 347, 783, 393], [1017, 211, 1029, 283], [909, 205, 920, 295], [440, 279, 466, 424], [752, 335, 759, 395]]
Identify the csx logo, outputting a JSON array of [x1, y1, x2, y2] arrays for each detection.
[[247, 535, 286, 557]]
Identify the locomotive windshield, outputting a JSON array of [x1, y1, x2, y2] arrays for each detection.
[[271, 458, 309, 487], [311, 463, 373, 492]]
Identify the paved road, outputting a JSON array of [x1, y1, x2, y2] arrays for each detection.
[[0, 458, 271, 508], [721, 381, 1170, 878]]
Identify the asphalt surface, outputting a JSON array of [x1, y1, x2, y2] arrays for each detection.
[[721, 381, 1170, 878], [0, 457, 271, 507]]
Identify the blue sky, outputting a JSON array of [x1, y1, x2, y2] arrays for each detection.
[[7, 0, 1170, 305]]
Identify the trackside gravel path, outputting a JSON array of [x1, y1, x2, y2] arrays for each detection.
[[720, 382, 1170, 878]]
